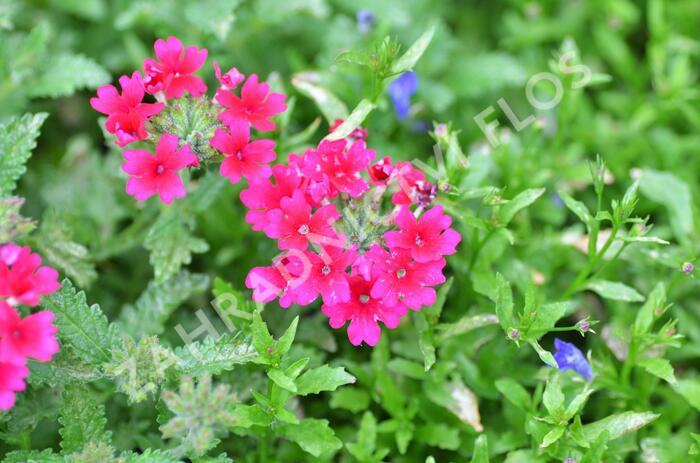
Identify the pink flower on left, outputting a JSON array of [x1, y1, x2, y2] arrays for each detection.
[[0, 244, 60, 410]]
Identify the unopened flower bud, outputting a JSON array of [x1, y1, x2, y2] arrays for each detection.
[[508, 328, 520, 340], [682, 262, 694, 275], [578, 319, 590, 333]]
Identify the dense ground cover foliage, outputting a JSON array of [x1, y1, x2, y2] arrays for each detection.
[[1, 0, 699, 461]]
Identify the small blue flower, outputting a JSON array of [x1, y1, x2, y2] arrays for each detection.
[[356, 10, 375, 34], [388, 71, 418, 120], [553, 338, 592, 381]]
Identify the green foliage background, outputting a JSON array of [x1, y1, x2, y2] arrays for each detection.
[[1, 0, 700, 461]]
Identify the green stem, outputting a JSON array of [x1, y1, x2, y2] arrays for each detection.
[[562, 224, 619, 299]]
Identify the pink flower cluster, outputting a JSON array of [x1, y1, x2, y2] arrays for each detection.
[[90, 36, 287, 204], [244, 124, 461, 346], [0, 244, 60, 410]]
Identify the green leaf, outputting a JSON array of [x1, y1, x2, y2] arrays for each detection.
[[494, 273, 514, 331], [346, 411, 378, 460], [540, 425, 566, 448], [329, 388, 371, 413], [59, 383, 110, 454], [580, 431, 609, 463], [416, 423, 460, 450], [268, 368, 298, 393], [41, 279, 120, 365], [144, 211, 209, 282], [230, 404, 272, 428], [27, 53, 109, 98], [542, 372, 565, 418], [277, 316, 299, 357], [470, 435, 489, 463], [279, 418, 342, 457], [324, 99, 375, 141], [530, 340, 557, 367], [296, 365, 355, 395], [586, 279, 645, 302], [119, 448, 181, 463], [674, 379, 700, 412], [436, 313, 499, 342], [34, 210, 97, 288], [174, 333, 256, 377], [634, 283, 666, 335], [638, 357, 676, 384], [291, 72, 348, 124], [639, 170, 694, 242], [118, 271, 210, 338], [0, 113, 47, 196], [495, 378, 531, 411], [558, 190, 594, 226], [525, 301, 573, 334], [499, 188, 546, 225], [2, 450, 66, 463], [251, 312, 275, 359], [391, 25, 436, 74], [582, 411, 659, 441], [564, 387, 595, 421]]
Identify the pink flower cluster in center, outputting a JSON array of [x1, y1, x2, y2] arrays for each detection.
[[244, 126, 461, 346]]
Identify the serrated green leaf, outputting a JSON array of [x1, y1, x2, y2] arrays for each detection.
[[2, 450, 66, 463], [59, 383, 111, 454], [174, 333, 256, 377], [0, 112, 47, 196], [27, 53, 109, 98], [118, 271, 210, 338], [268, 368, 297, 393], [40, 279, 120, 365], [230, 404, 272, 428], [279, 418, 342, 457], [500, 188, 546, 225], [119, 448, 181, 463], [144, 211, 209, 282], [586, 279, 645, 302], [639, 357, 676, 384], [296, 365, 355, 395]]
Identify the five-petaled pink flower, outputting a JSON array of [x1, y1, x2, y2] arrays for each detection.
[[245, 252, 315, 308], [263, 190, 340, 250], [122, 133, 198, 204], [367, 245, 446, 310], [0, 301, 59, 365], [0, 361, 28, 411], [214, 62, 245, 90], [322, 275, 407, 346], [90, 71, 164, 147], [211, 121, 276, 184], [299, 245, 358, 306], [240, 165, 304, 231], [216, 74, 287, 132], [0, 244, 60, 307], [143, 36, 208, 98], [302, 139, 375, 199], [385, 206, 461, 262]]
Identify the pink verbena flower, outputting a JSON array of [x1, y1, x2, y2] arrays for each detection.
[[143, 36, 208, 98], [263, 190, 340, 250], [367, 245, 446, 310], [122, 133, 198, 204], [213, 62, 245, 90], [322, 275, 407, 346], [297, 245, 358, 306], [368, 156, 394, 186], [210, 121, 276, 184], [385, 206, 461, 262], [240, 165, 304, 231], [391, 161, 433, 206], [0, 244, 60, 307], [303, 139, 375, 199], [216, 74, 287, 132], [245, 252, 315, 308], [90, 71, 164, 147], [0, 301, 59, 364], [0, 361, 28, 411]]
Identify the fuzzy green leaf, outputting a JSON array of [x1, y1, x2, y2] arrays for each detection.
[[391, 25, 436, 74], [59, 383, 110, 454], [40, 279, 120, 365], [118, 271, 210, 338], [0, 113, 47, 196], [291, 72, 348, 124], [638, 357, 676, 385], [582, 411, 659, 442], [586, 279, 645, 302], [324, 99, 374, 141], [27, 53, 109, 98], [174, 333, 256, 377], [2, 450, 66, 463]]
